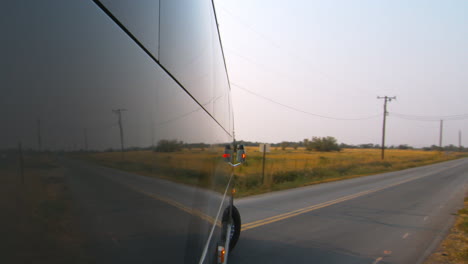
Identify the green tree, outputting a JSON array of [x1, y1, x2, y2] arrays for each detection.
[[154, 139, 183, 152], [304, 136, 341, 152], [280, 141, 289, 150]]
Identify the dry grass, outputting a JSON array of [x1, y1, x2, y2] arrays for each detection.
[[77, 147, 467, 197], [237, 147, 453, 176], [424, 197, 468, 264]]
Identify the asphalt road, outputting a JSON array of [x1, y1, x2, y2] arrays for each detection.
[[62, 157, 468, 264], [231, 158, 468, 264]]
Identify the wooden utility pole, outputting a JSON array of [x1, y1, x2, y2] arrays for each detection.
[[439, 120, 443, 148], [459, 130, 462, 151], [377, 96, 396, 159], [112, 109, 127, 155], [151, 122, 155, 148], [18, 142, 24, 184], [261, 144, 266, 184]]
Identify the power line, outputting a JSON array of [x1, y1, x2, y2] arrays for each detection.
[[217, 4, 377, 97], [233, 83, 380, 121], [390, 112, 468, 121]]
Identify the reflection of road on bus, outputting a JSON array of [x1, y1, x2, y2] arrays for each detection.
[[62, 158, 228, 264]]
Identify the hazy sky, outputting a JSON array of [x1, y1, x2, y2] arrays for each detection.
[[2, 1, 467, 151], [214, 0, 468, 147]]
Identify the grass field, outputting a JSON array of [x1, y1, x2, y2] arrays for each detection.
[[77, 147, 467, 197]]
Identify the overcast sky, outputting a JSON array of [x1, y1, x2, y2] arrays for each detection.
[[215, 0, 468, 147]]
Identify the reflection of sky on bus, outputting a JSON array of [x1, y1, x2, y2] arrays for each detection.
[[1, 1, 232, 151], [215, 0, 468, 147]]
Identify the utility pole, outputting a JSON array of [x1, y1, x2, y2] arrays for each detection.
[[112, 109, 127, 154], [261, 144, 266, 185], [18, 142, 24, 185], [83, 128, 88, 151], [377, 96, 396, 159], [459, 130, 462, 151], [439, 120, 443, 149], [37, 119, 42, 152]]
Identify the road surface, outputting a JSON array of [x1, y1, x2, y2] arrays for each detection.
[[62, 157, 468, 264]]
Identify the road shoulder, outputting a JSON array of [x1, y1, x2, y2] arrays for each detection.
[[424, 196, 468, 264]]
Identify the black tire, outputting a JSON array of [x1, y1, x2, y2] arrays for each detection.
[[221, 205, 241, 251]]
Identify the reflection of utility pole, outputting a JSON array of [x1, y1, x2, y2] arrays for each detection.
[[112, 109, 126, 153], [151, 122, 155, 148], [83, 128, 88, 151], [439, 120, 443, 148], [377, 96, 396, 160], [37, 119, 42, 152], [18, 142, 24, 184]]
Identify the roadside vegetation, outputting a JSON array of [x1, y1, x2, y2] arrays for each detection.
[[0, 152, 90, 263], [75, 143, 467, 197], [425, 196, 468, 264]]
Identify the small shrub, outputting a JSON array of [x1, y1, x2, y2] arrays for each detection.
[[154, 139, 183, 152], [273, 171, 300, 184], [243, 175, 261, 188]]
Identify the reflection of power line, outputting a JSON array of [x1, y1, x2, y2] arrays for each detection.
[[233, 83, 381, 121], [92, 0, 232, 137], [156, 108, 203, 127], [154, 95, 224, 128]]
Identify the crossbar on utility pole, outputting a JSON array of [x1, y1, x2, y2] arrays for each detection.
[[112, 109, 127, 156], [377, 96, 396, 159]]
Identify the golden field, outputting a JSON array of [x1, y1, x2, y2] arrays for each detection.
[[78, 147, 467, 196]]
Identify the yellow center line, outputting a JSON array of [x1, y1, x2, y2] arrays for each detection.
[[241, 175, 424, 231], [123, 173, 426, 232], [128, 186, 222, 227]]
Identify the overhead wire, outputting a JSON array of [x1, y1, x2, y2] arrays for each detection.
[[390, 112, 468, 122], [232, 83, 381, 121], [216, 3, 378, 97]]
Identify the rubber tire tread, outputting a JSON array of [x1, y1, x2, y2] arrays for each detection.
[[221, 205, 241, 251]]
